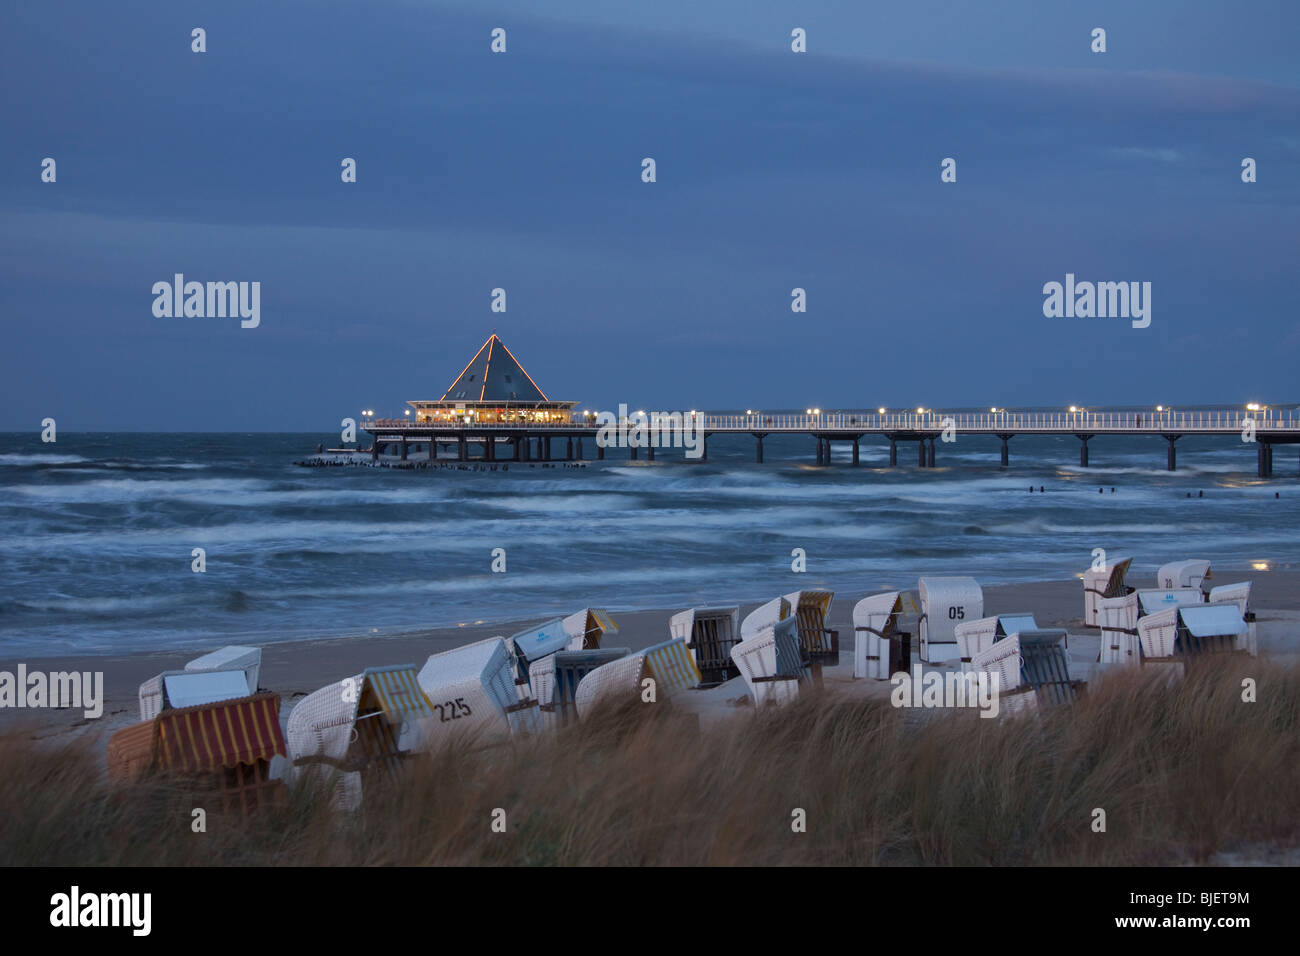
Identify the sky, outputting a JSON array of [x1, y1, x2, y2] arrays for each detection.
[[1, 0, 1297, 430]]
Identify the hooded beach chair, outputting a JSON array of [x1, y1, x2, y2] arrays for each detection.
[[1136, 589, 1204, 616], [918, 576, 983, 663], [784, 590, 839, 668], [670, 605, 741, 686], [1082, 556, 1133, 627], [1015, 629, 1079, 706], [138, 644, 264, 721], [953, 613, 1037, 669], [1097, 594, 1140, 665], [185, 645, 262, 694], [1174, 603, 1250, 658], [730, 616, 808, 707], [573, 638, 700, 718], [1156, 559, 1212, 594], [1208, 582, 1256, 655], [561, 608, 619, 651], [416, 637, 539, 741], [970, 636, 1036, 716], [138, 668, 256, 722], [286, 666, 434, 809], [851, 591, 916, 679], [531, 647, 631, 729], [108, 691, 288, 816]]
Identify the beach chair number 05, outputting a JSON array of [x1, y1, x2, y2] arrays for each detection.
[[947, 606, 965, 621], [432, 698, 473, 723]]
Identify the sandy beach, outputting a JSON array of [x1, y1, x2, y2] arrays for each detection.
[[6, 568, 1300, 746]]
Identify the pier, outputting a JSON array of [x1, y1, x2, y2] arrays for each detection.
[[361, 407, 1300, 478], [352, 335, 1296, 477]]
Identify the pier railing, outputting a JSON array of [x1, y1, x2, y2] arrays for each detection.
[[362, 408, 1296, 434]]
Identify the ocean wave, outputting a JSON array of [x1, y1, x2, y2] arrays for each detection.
[[0, 453, 91, 466]]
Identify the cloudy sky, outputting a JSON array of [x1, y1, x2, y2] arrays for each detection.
[[1, 0, 1297, 430]]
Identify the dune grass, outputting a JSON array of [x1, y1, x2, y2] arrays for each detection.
[[2, 658, 1297, 866]]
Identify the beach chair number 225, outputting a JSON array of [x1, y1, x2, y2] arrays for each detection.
[[432, 698, 473, 722], [947, 606, 965, 620]]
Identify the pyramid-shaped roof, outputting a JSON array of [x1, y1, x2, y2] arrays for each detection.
[[441, 334, 550, 403]]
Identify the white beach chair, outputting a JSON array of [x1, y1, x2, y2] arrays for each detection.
[[671, 606, 742, 686], [285, 673, 366, 811], [416, 637, 538, 742], [730, 616, 807, 707], [1177, 603, 1250, 657], [954, 613, 1037, 670], [1136, 588, 1204, 616], [561, 607, 619, 651], [138, 668, 252, 721], [1097, 594, 1140, 666], [1082, 556, 1133, 627], [1156, 559, 1212, 594], [918, 576, 983, 663], [851, 591, 916, 680], [531, 648, 631, 730], [185, 645, 262, 696], [1208, 582, 1256, 655], [970, 635, 1036, 715], [286, 665, 435, 809], [1137, 607, 1180, 660], [573, 638, 700, 719]]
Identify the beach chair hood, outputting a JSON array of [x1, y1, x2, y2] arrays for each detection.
[[740, 596, 791, 642]]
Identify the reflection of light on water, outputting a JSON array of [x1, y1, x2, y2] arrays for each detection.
[[1252, 561, 1270, 571]]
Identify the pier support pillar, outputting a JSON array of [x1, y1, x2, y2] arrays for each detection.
[[428, 441, 436, 461], [1258, 442, 1274, 478], [371, 442, 379, 461], [630, 444, 638, 460], [997, 433, 1011, 468], [544, 437, 552, 461], [566, 437, 573, 460], [647, 443, 655, 461], [927, 437, 936, 468], [576, 437, 583, 460], [1076, 434, 1093, 467], [400, 439, 408, 461], [457, 436, 467, 461], [816, 438, 824, 466], [755, 434, 764, 463], [852, 439, 860, 466], [702, 434, 708, 461], [1164, 434, 1180, 471], [484, 437, 494, 461], [513, 438, 521, 461], [918, 441, 926, 468], [597, 442, 605, 461], [889, 438, 897, 468]]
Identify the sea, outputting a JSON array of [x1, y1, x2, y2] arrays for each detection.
[[1, 430, 1295, 656]]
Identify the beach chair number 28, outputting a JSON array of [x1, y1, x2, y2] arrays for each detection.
[[947, 606, 965, 620], [432, 698, 473, 722]]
